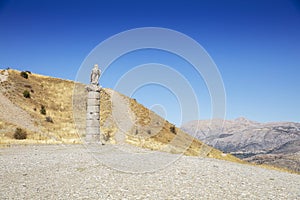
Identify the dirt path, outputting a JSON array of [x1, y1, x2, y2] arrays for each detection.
[[0, 92, 39, 132]]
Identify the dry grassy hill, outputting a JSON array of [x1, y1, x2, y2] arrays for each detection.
[[0, 69, 78, 143], [0, 69, 240, 163]]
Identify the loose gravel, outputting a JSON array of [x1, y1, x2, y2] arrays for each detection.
[[1, 144, 299, 199]]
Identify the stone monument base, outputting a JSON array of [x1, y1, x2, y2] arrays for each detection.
[[85, 84, 102, 144]]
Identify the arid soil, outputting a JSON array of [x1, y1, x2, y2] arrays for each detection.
[[1, 145, 299, 199]]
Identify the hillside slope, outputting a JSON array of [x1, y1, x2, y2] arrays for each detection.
[[0, 69, 240, 162]]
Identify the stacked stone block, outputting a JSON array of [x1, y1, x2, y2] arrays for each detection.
[[85, 86, 101, 143]]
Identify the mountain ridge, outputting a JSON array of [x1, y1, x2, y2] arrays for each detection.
[[181, 118, 300, 172]]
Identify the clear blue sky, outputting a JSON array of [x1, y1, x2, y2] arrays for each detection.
[[0, 0, 299, 125]]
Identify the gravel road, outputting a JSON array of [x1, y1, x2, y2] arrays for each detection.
[[1, 144, 299, 199]]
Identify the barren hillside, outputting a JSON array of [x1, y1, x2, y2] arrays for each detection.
[[0, 69, 240, 162]]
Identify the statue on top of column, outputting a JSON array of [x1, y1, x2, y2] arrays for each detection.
[[90, 64, 101, 86]]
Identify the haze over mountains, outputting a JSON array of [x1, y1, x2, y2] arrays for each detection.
[[182, 118, 300, 172]]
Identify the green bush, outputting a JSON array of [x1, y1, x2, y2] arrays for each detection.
[[40, 105, 46, 115], [23, 90, 30, 98], [20, 71, 28, 79], [14, 128, 27, 140]]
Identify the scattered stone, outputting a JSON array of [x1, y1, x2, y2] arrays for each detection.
[[1, 145, 299, 199]]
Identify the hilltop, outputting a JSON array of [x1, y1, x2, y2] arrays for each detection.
[[0, 69, 239, 162]]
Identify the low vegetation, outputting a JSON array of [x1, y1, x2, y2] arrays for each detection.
[[170, 125, 176, 134], [14, 128, 27, 140], [45, 116, 53, 123], [23, 90, 30, 98], [20, 71, 28, 79], [40, 105, 46, 115]]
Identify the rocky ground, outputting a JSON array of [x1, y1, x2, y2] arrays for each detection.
[[1, 144, 299, 199]]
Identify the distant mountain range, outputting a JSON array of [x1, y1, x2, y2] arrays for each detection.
[[181, 118, 300, 172]]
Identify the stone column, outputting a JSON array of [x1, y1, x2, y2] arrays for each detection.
[[85, 85, 101, 143], [85, 64, 102, 144]]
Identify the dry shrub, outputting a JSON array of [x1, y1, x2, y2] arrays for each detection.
[[14, 128, 27, 140]]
